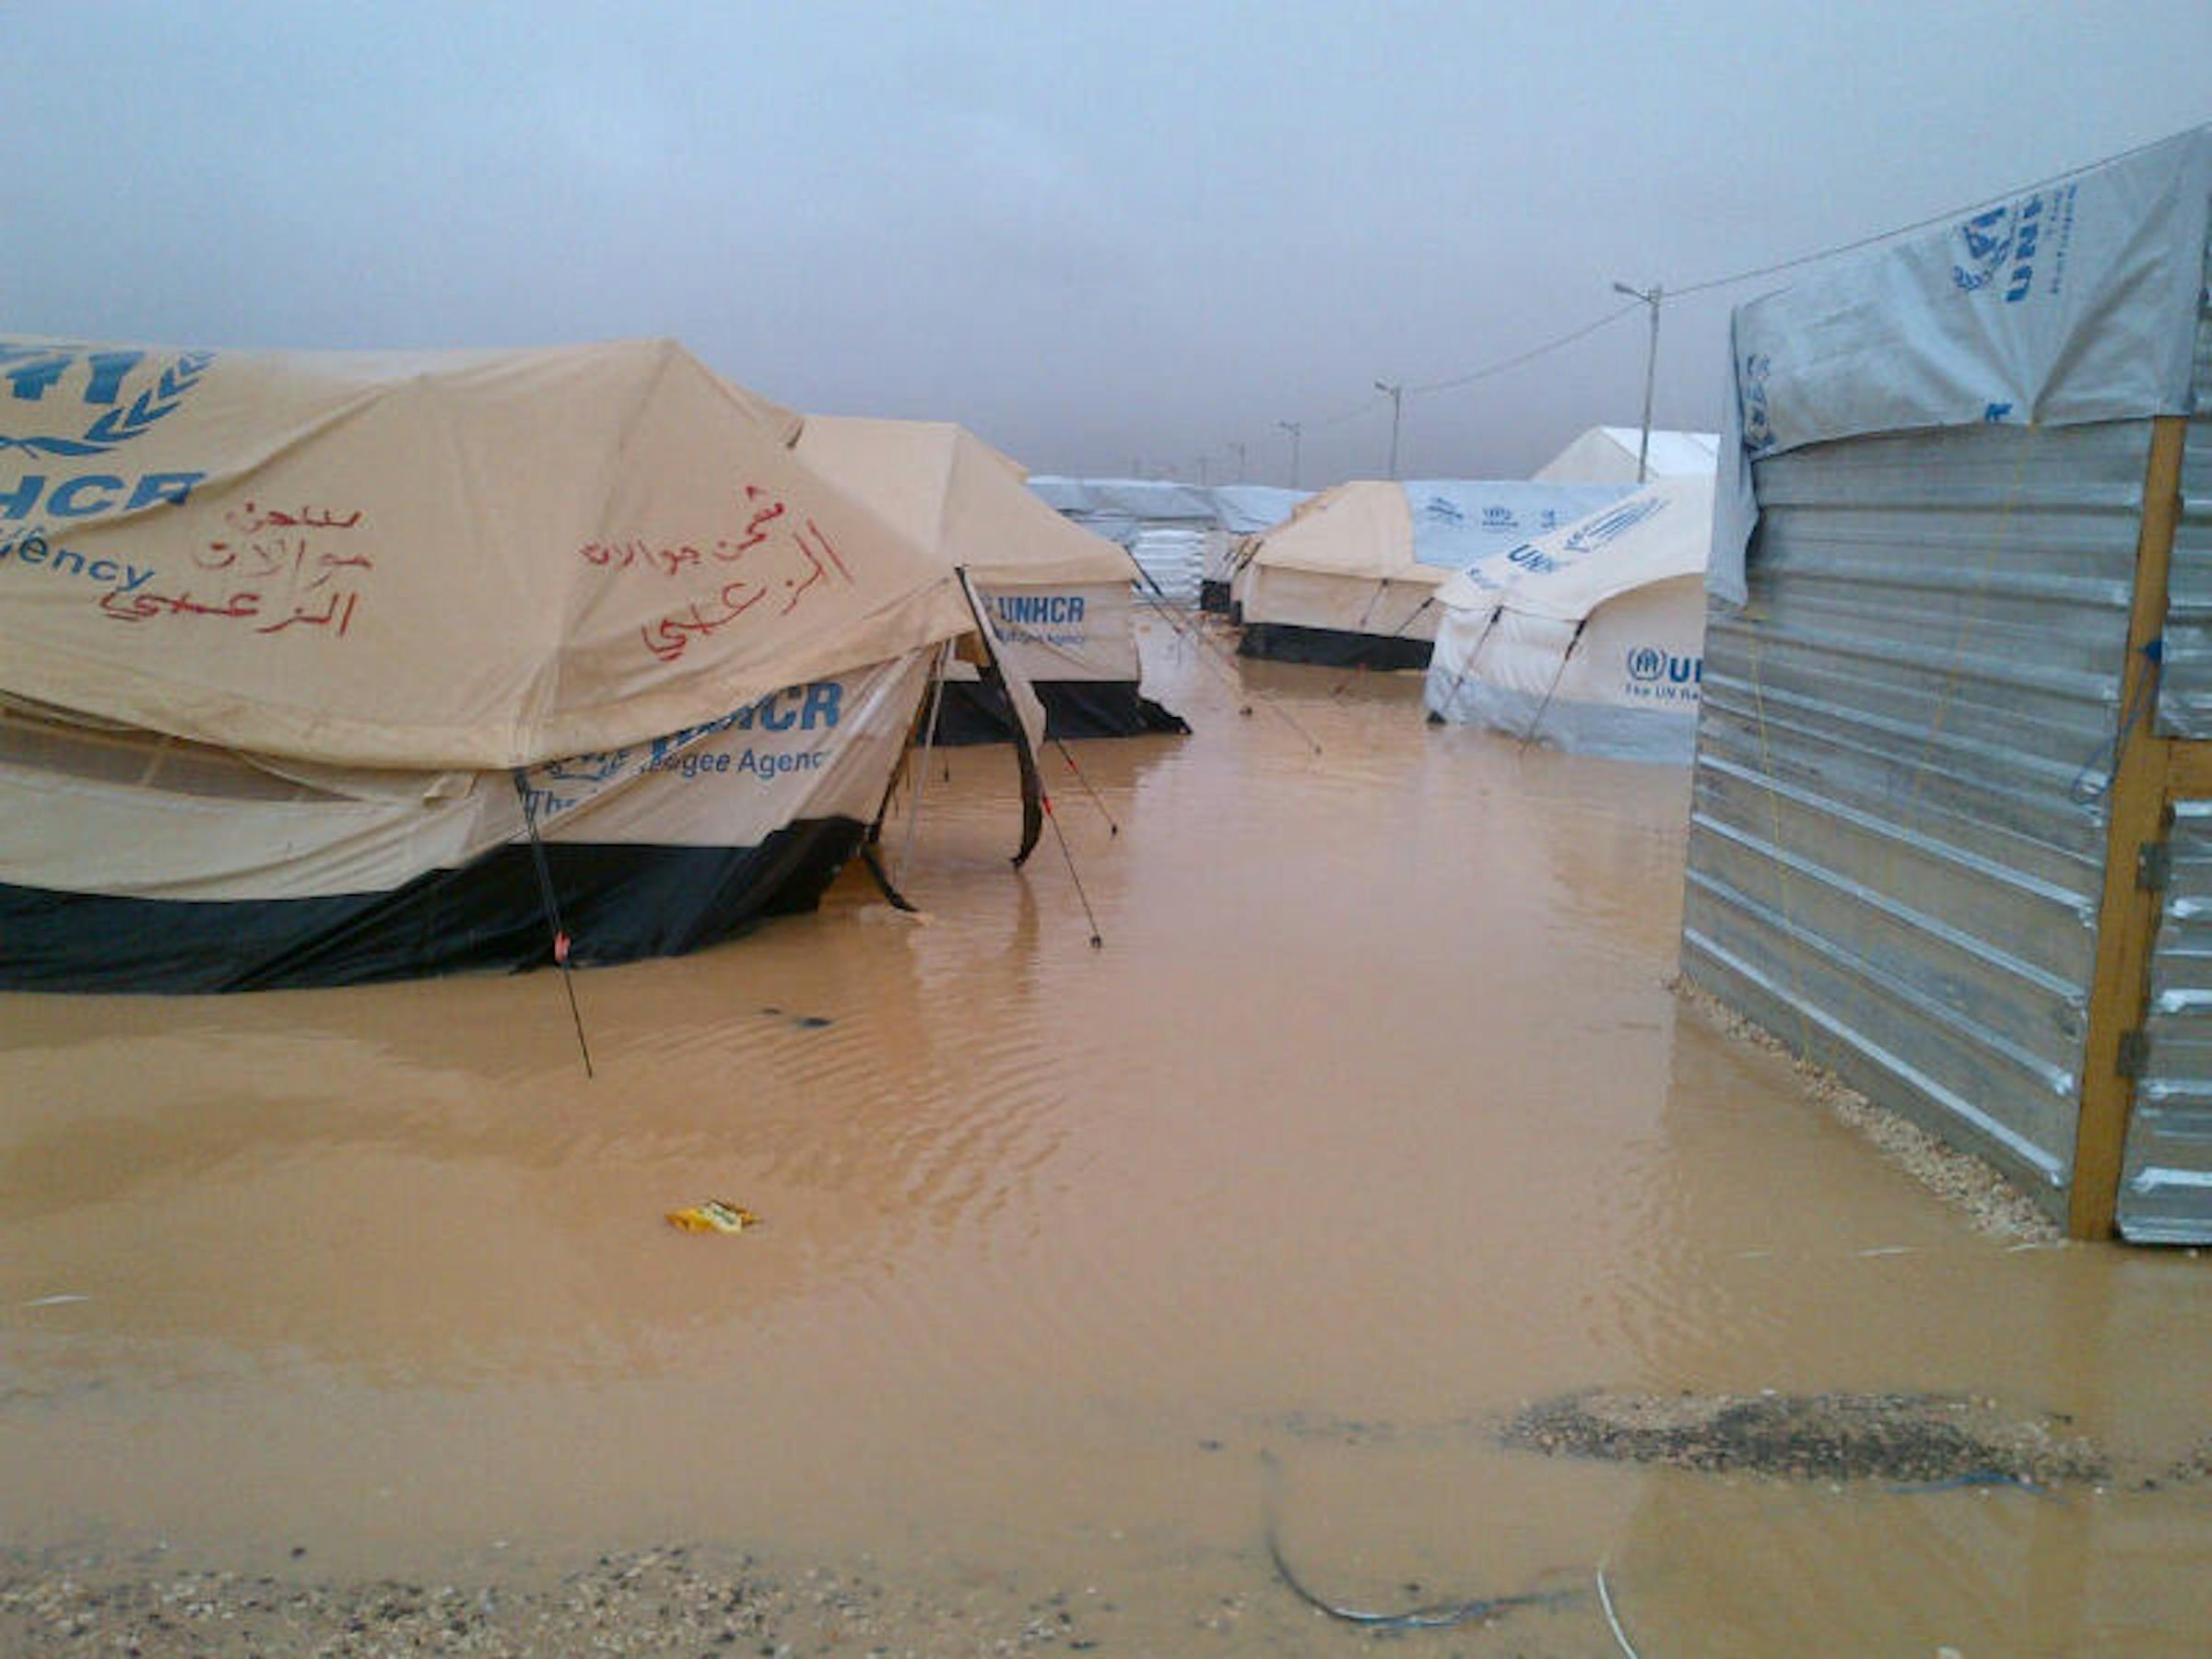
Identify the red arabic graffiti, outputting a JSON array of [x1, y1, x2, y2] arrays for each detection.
[[100, 503, 371, 638], [583, 486, 859, 665]]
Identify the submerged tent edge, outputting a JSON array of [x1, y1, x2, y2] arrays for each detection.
[[1237, 621, 1434, 671], [0, 819, 868, 994]]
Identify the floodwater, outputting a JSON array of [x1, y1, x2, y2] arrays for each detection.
[[5, 618, 2211, 1655]]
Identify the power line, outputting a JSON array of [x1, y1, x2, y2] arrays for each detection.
[[1215, 119, 2206, 485], [1667, 123, 2201, 298], [1302, 393, 1385, 431], [1403, 299, 1644, 396]]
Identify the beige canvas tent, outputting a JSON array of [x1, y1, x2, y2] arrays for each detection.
[[793, 417, 1185, 740], [0, 336, 1024, 991], [1231, 478, 1633, 668]]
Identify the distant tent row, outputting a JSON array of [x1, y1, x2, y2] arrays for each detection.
[[0, 338, 1086, 993], [1027, 476, 1311, 607]]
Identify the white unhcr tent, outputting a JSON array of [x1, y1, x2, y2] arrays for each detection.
[[1534, 426, 1719, 484], [0, 336, 1023, 993], [1232, 478, 1633, 668], [1425, 476, 1712, 759], [794, 418, 1186, 741]]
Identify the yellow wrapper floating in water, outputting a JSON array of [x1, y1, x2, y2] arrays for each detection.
[[665, 1200, 761, 1234]]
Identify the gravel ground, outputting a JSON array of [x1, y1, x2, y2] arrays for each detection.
[[0, 1547, 1127, 1658], [1504, 1389, 2108, 1486], [1670, 978, 2064, 1244]]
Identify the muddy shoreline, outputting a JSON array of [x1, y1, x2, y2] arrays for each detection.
[[1669, 977, 2064, 1244], [0, 1547, 1122, 1658]]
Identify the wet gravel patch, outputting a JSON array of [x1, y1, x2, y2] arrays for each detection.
[[0, 1546, 1120, 1657], [1505, 1390, 2108, 1486], [2169, 1437, 2212, 1485]]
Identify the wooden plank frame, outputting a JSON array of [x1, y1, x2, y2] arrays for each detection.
[[2071, 416, 2190, 1239]]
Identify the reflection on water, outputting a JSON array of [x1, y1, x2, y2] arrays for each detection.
[[4, 618, 2209, 1650]]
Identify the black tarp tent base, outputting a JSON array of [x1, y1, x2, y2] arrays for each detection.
[[1236, 621, 1434, 671], [927, 678, 1191, 747], [0, 822, 864, 994]]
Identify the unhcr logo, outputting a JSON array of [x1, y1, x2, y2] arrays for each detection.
[[0, 343, 212, 520], [1481, 505, 1517, 530], [1626, 645, 1700, 686], [1950, 186, 2074, 303], [1740, 352, 1775, 453], [1562, 496, 1666, 555], [1951, 205, 2018, 293], [0, 344, 213, 458], [1421, 495, 1464, 524], [993, 594, 1086, 626]]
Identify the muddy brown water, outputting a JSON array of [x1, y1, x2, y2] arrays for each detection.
[[5, 621, 2211, 1654]]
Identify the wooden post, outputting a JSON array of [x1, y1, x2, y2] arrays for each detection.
[[2070, 417, 2187, 1240]]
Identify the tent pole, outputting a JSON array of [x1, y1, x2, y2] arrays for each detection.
[[1331, 595, 1435, 697], [1113, 541, 1325, 756], [1052, 737, 1120, 836], [510, 771, 594, 1081], [897, 641, 952, 887]]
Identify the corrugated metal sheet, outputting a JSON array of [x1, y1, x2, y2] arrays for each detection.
[[1682, 418, 2153, 1219], [2150, 283, 2212, 735], [2120, 801, 2212, 1241], [2115, 278, 2212, 1241]]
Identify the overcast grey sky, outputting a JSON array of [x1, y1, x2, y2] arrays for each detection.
[[6, 2, 2207, 487]]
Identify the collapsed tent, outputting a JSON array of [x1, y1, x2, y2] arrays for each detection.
[[1533, 426, 1718, 483], [0, 336, 1019, 993], [1230, 478, 1633, 668], [794, 417, 1187, 743], [1424, 475, 1712, 759]]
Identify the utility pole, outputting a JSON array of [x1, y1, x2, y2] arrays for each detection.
[[1230, 441, 1246, 483], [1278, 419, 1301, 488], [1373, 381, 1404, 479], [1612, 281, 1664, 483], [1197, 454, 1209, 486]]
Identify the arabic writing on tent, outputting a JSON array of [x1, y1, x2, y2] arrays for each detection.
[[582, 486, 858, 665], [98, 502, 371, 637]]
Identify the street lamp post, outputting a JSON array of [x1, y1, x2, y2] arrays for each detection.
[[1278, 420, 1301, 488], [1230, 441, 1246, 484], [1373, 380, 1404, 479], [1611, 281, 1664, 483]]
